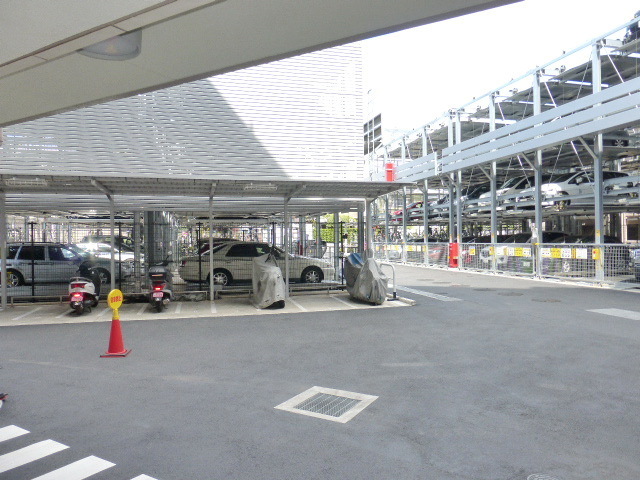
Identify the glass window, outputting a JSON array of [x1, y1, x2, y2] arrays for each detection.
[[48, 246, 66, 261], [18, 245, 45, 260], [7, 245, 19, 259], [255, 244, 273, 256], [548, 172, 577, 183], [603, 171, 627, 179], [60, 247, 79, 260], [226, 244, 258, 257], [500, 176, 523, 189]]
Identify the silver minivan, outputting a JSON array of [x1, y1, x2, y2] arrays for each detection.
[[2, 242, 131, 287]]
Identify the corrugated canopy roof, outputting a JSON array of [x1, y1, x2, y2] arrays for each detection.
[[0, 175, 410, 217]]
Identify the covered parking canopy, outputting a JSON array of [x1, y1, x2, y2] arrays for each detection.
[[0, 174, 410, 307], [0, 0, 518, 127], [0, 175, 405, 215]]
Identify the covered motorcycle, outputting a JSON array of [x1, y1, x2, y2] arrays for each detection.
[[252, 253, 286, 309], [345, 253, 388, 305]]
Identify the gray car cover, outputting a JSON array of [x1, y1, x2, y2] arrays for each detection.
[[252, 253, 286, 309], [345, 253, 388, 305]]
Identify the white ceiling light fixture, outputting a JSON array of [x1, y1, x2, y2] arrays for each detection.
[[242, 183, 278, 192], [78, 30, 142, 61], [4, 176, 48, 187]]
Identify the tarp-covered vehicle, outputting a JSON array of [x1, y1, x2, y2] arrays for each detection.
[[344, 253, 388, 305], [252, 253, 286, 309]]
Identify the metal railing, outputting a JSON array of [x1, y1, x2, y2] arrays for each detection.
[[374, 241, 640, 286]]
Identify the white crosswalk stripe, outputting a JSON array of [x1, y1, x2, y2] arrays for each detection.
[[397, 286, 461, 302], [0, 439, 69, 473], [0, 424, 161, 479], [0, 425, 29, 443], [30, 455, 115, 479], [588, 308, 640, 321]]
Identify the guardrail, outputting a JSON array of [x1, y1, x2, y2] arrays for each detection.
[[374, 241, 640, 286]]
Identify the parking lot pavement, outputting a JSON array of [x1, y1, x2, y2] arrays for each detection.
[[1, 265, 640, 479], [0, 291, 407, 327]]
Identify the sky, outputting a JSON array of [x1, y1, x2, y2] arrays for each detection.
[[362, 0, 640, 141]]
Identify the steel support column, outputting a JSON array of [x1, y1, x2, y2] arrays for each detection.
[[357, 207, 365, 254], [209, 196, 215, 301], [448, 179, 455, 242], [0, 191, 6, 310], [333, 212, 340, 282], [401, 187, 407, 261], [422, 180, 429, 265], [109, 197, 116, 292], [365, 200, 374, 258], [592, 40, 605, 280], [533, 69, 544, 277], [456, 170, 463, 244], [316, 215, 322, 258], [284, 199, 290, 297], [384, 195, 390, 260], [489, 93, 498, 245]]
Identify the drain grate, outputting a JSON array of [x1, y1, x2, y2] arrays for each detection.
[[275, 386, 378, 423], [294, 393, 360, 417]]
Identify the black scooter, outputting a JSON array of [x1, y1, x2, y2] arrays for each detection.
[[148, 258, 173, 312]]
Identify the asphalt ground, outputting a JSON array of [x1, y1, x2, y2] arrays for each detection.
[[1, 265, 639, 480]]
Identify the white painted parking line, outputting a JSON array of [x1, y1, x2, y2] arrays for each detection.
[[130, 475, 159, 480], [12, 307, 43, 322], [175, 302, 183, 314], [0, 425, 29, 443], [288, 298, 308, 312], [397, 286, 461, 302], [210, 301, 217, 314], [588, 308, 640, 321], [55, 309, 70, 319], [0, 439, 68, 473], [330, 296, 358, 309], [31, 455, 115, 480], [97, 307, 111, 318], [137, 304, 148, 315]]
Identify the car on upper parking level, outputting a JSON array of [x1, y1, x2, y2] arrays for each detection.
[[517, 171, 631, 208], [178, 241, 335, 285]]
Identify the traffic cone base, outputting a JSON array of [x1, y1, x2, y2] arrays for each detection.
[[101, 349, 131, 358], [101, 318, 130, 358]]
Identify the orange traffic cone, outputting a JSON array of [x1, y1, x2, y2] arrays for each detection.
[[100, 309, 131, 358]]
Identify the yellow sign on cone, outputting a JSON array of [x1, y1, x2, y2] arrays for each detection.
[[108, 289, 123, 310]]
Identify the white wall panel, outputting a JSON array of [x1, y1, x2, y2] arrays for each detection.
[[0, 44, 363, 181]]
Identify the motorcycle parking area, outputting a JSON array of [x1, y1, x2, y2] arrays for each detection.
[[0, 290, 409, 327]]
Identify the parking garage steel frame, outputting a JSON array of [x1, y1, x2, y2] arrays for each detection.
[[369, 15, 640, 286]]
